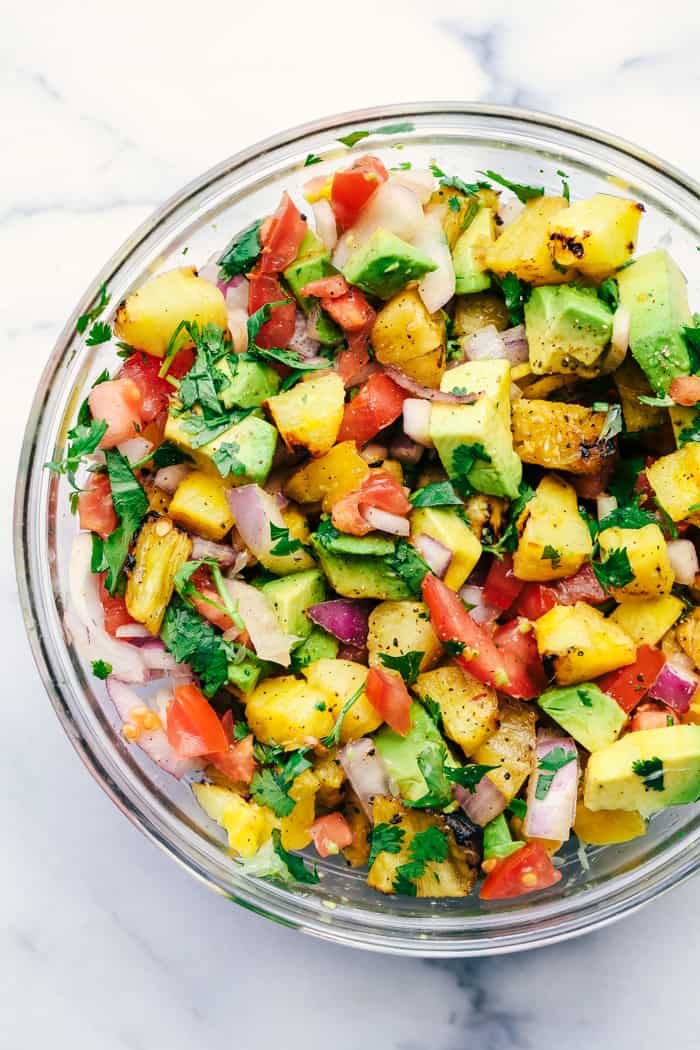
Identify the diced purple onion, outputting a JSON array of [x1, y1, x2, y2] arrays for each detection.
[[454, 775, 507, 827], [648, 658, 698, 713], [288, 310, 322, 358], [524, 732, 578, 842], [402, 398, 433, 447], [362, 506, 410, 536], [596, 493, 618, 521], [226, 484, 284, 561], [458, 584, 501, 625], [389, 432, 424, 465], [414, 534, 452, 578], [501, 324, 530, 364], [106, 678, 202, 779], [466, 325, 506, 361], [385, 366, 479, 404], [666, 539, 699, 586], [311, 199, 337, 251], [339, 737, 391, 818], [153, 463, 191, 494], [190, 536, 239, 568], [307, 600, 371, 647]]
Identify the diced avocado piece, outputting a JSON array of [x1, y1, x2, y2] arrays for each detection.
[[216, 356, 280, 409], [538, 682, 626, 753], [227, 653, 270, 694], [342, 228, 437, 300], [261, 569, 326, 641], [312, 543, 412, 600], [374, 703, 448, 802], [430, 360, 522, 499], [409, 507, 482, 591], [617, 249, 693, 393], [452, 207, 495, 294], [524, 285, 614, 376], [290, 626, 339, 671], [164, 412, 277, 486], [314, 518, 395, 557], [483, 813, 524, 860], [283, 250, 343, 347], [297, 227, 324, 257], [584, 725, 700, 817]]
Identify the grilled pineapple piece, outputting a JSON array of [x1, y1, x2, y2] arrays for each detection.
[[313, 751, 346, 811], [371, 289, 446, 389], [511, 399, 614, 475], [473, 697, 536, 801], [279, 768, 320, 850], [115, 267, 227, 358], [302, 659, 382, 742], [125, 518, 192, 634], [484, 196, 572, 285], [367, 797, 477, 897], [462, 492, 507, 546], [609, 595, 685, 647], [245, 676, 334, 750], [414, 664, 498, 757], [266, 373, 345, 457], [168, 470, 234, 541], [284, 441, 369, 512], [647, 444, 700, 523], [453, 292, 510, 340], [367, 601, 443, 673], [598, 523, 674, 599], [676, 608, 700, 671], [193, 783, 273, 858], [613, 357, 666, 433], [513, 475, 593, 581], [342, 788, 371, 868], [547, 194, 643, 278], [534, 602, 636, 684]]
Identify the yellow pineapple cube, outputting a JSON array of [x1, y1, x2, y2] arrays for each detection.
[[473, 698, 536, 801], [414, 664, 498, 757], [534, 602, 636, 684], [279, 769, 320, 850], [513, 474, 593, 581], [367, 601, 443, 675], [302, 659, 382, 742], [169, 470, 234, 541], [609, 595, 685, 646], [548, 194, 643, 278], [245, 676, 334, 750], [266, 373, 345, 457], [598, 523, 674, 599], [484, 196, 572, 286], [574, 802, 646, 845], [125, 519, 192, 634], [647, 444, 700, 523], [284, 441, 369, 511], [192, 784, 273, 858], [410, 507, 482, 590]]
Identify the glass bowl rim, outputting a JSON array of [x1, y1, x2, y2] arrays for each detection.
[[14, 101, 700, 957]]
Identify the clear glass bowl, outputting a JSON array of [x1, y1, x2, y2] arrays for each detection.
[[15, 104, 700, 957]]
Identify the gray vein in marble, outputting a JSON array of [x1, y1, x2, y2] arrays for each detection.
[[437, 22, 543, 110]]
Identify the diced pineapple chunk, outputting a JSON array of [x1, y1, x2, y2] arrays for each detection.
[[266, 373, 345, 456], [410, 507, 482, 590], [414, 664, 498, 757], [115, 267, 227, 358], [573, 802, 646, 845], [609, 595, 685, 646], [473, 698, 536, 801], [342, 789, 371, 868], [676, 608, 700, 670], [534, 602, 636, 684], [511, 399, 612, 475], [192, 783, 273, 858], [461, 492, 507, 545], [168, 470, 234, 541], [647, 444, 700, 523], [313, 751, 346, 810], [367, 601, 443, 674], [279, 768, 320, 850], [245, 676, 334, 750], [302, 658, 382, 742], [548, 194, 643, 278], [367, 797, 477, 897], [371, 289, 446, 389], [484, 196, 572, 285], [614, 357, 666, 434], [125, 518, 192, 634], [598, 523, 674, 599], [513, 474, 593, 581], [284, 441, 369, 511]]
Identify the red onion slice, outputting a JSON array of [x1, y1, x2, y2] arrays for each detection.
[[524, 732, 578, 842], [307, 600, 371, 647], [115, 623, 151, 641], [288, 310, 322, 358], [389, 432, 424, 465], [466, 325, 506, 362], [311, 199, 338, 251], [666, 539, 699, 586], [226, 484, 285, 561], [402, 398, 433, 447], [339, 737, 391, 818], [190, 536, 240, 567], [501, 324, 530, 364], [596, 494, 618, 521], [224, 577, 298, 666], [117, 436, 153, 464], [106, 678, 202, 779], [414, 534, 452, 578], [458, 584, 501, 626], [413, 212, 455, 314], [384, 366, 479, 404], [362, 506, 410, 536], [454, 774, 506, 827], [154, 463, 191, 494], [648, 658, 698, 713]]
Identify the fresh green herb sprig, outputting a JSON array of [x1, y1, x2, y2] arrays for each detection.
[[77, 282, 111, 334], [379, 650, 424, 686]]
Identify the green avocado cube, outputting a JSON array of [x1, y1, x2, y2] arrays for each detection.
[[164, 411, 277, 486], [342, 229, 437, 300], [374, 703, 450, 802], [261, 569, 326, 641], [538, 682, 626, 753], [452, 207, 494, 295], [311, 540, 412, 601], [291, 626, 339, 671], [216, 356, 280, 409], [524, 285, 613, 376], [618, 249, 693, 393], [283, 249, 343, 346]]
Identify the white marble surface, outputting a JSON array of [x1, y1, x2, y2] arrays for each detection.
[[4, 1, 700, 1046]]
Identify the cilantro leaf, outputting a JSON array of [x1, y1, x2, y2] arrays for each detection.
[[608, 457, 644, 505], [379, 650, 424, 686], [577, 688, 594, 708], [461, 198, 481, 232], [598, 277, 620, 312], [179, 409, 252, 449], [160, 596, 236, 696], [409, 826, 449, 865], [592, 547, 635, 591], [94, 450, 149, 593], [392, 865, 420, 895], [683, 324, 700, 374], [368, 823, 406, 868], [320, 682, 366, 748], [541, 544, 562, 568], [173, 558, 244, 630], [420, 694, 443, 730], [250, 768, 296, 817], [337, 130, 370, 147], [506, 798, 528, 820], [440, 175, 491, 196], [246, 344, 327, 373], [557, 168, 571, 202], [85, 321, 112, 346], [269, 522, 305, 557], [599, 403, 623, 442], [45, 418, 108, 486], [386, 540, 431, 597], [492, 272, 531, 325], [177, 324, 229, 416], [598, 502, 655, 531], [212, 441, 248, 478], [304, 153, 322, 167], [632, 756, 665, 792], [451, 442, 491, 482], [91, 659, 112, 680], [489, 481, 536, 555], [678, 411, 700, 447], [448, 196, 461, 213], [535, 746, 577, 800], [218, 219, 262, 281], [151, 441, 193, 470], [478, 169, 544, 204], [430, 162, 446, 179], [447, 763, 498, 793], [410, 481, 463, 509], [77, 282, 110, 334], [444, 639, 466, 657], [270, 829, 320, 884], [404, 743, 453, 810]]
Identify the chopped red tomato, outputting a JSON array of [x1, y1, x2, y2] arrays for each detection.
[[332, 470, 411, 536], [322, 286, 375, 332], [552, 564, 607, 605], [206, 711, 256, 784], [258, 192, 307, 273], [78, 473, 117, 538], [188, 567, 234, 632], [670, 375, 700, 406], [121, 352, 170, 422], [366, 666, 412, 736], [483, 555, 524, 610], [166, 684, 228, 758], [492, 618, 548, 697], [299, 275, 349, 299], [98, 572, 135, 636], [422, 574, 545, 700], [330, 155, 388, 230], [337, 373, 406, 446], [480, 842, 562, 900], [336, 345, 373, 387], [628, 701, 680, 732], [598, 645, 666, 714], [515, 583, 558, 621], [310, 813, 354, 858], [248, 271, 296, 349], [88, 377, 143, 448]]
